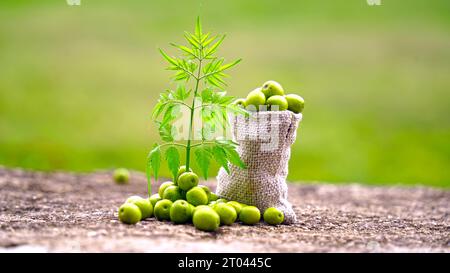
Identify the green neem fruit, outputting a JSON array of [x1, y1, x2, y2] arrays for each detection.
[[209, 193, 219, 202], [154, 199, 173, 221], [126, 196, 153, 219], [149, 193, 162, 207], [175, 165, 193, 185], [192, 205, 212, 217], [113, 168, 130, 184], [227, 201, 243, 215], [261, 80, 284, 98], [198, 185, 212, 201], [232, 98, 246, 107], [245, 88, 266, 110], [266, 95, 288, 111], [239, 206, 261, 225], [163, 185, 183, 202], [186, 186, 208, 206], [178, 172, 199, 191], [214, 203, 237, 225], [263, 207, 285, 225], [285, 94, 305, 114], [170, 200, 192, 224], [118, 203, 142, 225], [216, 198, 228, 204], [193, 207, 220, 232], [158, 181, 175, 197]]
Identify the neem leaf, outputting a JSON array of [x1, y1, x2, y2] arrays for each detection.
[[159, 48, 177, 66], [158, 123, 175, 142], [146, 144, 161, 186], [175, 84, 190, 100], [160, 104, 180, 128], [195, 146, 212, 180], [205, 35, 226, 57], [222, 144, 246, 169], [151, 101, 165, 119], [212, 145, 229, 174], [195, 16, 202, 39], [165, 146, 180, 181], [184, 32, 201, 49], [220, 59, 242, 72]]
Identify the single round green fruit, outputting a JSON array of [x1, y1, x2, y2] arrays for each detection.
[[261, 80, 284, 98], [113, 168, 130, 184], [170, 200, 192, 224], [175, 165, 193, 185], [178, 172, 199, 191], [285, 94, 305, 114], [193, 207, 220, 232], [126, 196, 153, 219], [163, 185, 183, 202], [186, 186, 208, 206], [239, 206, 261, 225], [149, 193, 162, 207], [227, 201, 243, 215], [154, 199, 173, 221], [192, 205, 212, 217], [263, 207, 284, 225], [198, 185, 212, 201], [245, 88, 266, 111], [266, 95, 288, 111], [209, 193, 219, 202], [214, 203, 237, 225], [232, 98, 246, 107], [118, 203, 142, 225], [158, 181, 175, 197]]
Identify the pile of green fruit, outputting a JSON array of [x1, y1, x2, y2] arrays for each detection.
[[118, 167, 285, 231], [234, 80, 305, 113]]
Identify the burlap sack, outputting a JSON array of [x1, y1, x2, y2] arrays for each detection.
[[216, 111, 302, 224]]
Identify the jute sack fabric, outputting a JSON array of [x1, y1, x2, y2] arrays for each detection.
[[216, 111, 302, 224]]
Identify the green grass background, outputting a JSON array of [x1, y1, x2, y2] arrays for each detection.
[[0, 0, 449, 187]]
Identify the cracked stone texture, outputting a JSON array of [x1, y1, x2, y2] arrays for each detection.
[[0, 167, 448, 253]]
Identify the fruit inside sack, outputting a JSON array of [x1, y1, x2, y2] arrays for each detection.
[[239, 80, 304, 113]]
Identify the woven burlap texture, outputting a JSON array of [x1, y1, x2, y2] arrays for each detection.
[[216, 111, 302, 224]]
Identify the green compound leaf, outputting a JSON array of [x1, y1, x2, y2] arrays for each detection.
[[195, 16, 203, 39], [159, 48, 177, 66], [195, 145, 212, 180], [220, 59, 242, 72], [158, 122, 176, 142], [170, 43, 196, 59], [221, 142, 246, 169], [146, 144, 161, 195], [184, 32, 201, 49], [212, 145, 230, 174], [151, 101, 165, 119], [165, 146, 180, 181], [160, 104, 180, 128], [174, 84, 191, 101], [205, 35, 226, 58]]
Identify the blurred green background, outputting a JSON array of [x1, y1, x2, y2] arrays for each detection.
[[0, 0, 449, 187]]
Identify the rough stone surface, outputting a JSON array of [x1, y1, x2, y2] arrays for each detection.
[[0, 167, 448, 253]]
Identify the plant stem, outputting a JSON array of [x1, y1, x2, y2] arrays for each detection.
[[159, 142, 187, 148], [190, 141, 215, 148], [185, 59, 203, 170]]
